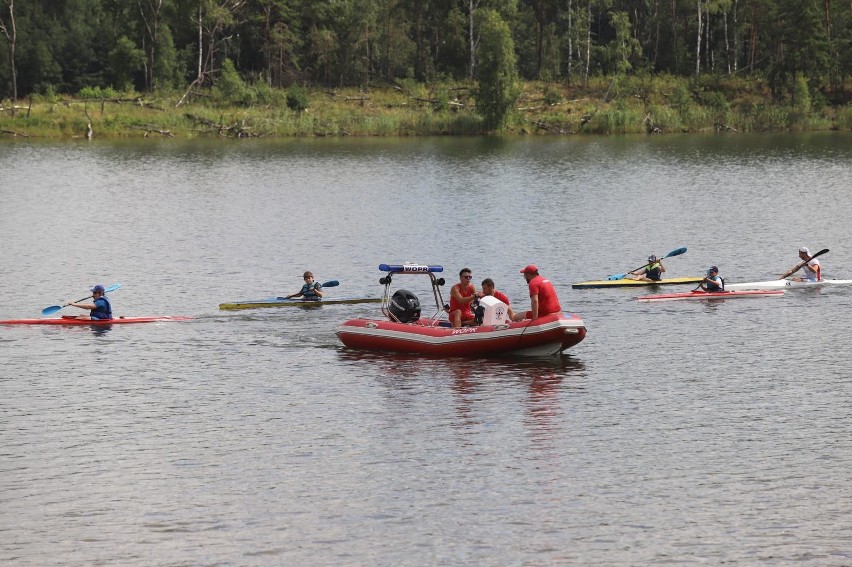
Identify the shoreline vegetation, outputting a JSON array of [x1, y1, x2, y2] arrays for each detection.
[[2, 76, 851, 140]]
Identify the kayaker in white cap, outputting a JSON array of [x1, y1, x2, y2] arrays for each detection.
[[788, 247, 822, 282]]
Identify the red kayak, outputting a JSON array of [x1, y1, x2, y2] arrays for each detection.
[[0, 315, 193, 325], [637, 289, 784, 302]]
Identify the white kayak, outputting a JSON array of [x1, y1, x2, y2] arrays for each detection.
[[725, 279, 852, 290]]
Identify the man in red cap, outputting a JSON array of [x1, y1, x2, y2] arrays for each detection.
[[514, 265, 562, 321]]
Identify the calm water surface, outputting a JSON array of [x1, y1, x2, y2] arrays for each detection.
[[1, 133, 851, 565]]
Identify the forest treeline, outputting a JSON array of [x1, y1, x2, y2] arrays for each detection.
[[1, 0, 851, 137], [1, 0, 850, 101]]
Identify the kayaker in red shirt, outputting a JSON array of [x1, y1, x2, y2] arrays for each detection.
[[477, 278, 516, 321], [448, 267, 477, 327], [515, 265, 562, 321]]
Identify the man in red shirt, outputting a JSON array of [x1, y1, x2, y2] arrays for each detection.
[[515, 264, 562, 321], [448, 267, 477, 327], [477, 278, 516, 322]]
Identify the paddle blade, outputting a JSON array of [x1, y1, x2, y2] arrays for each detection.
[[41, 305, 62, 315], [321, 280, 340, 287], [664, 247, 687, 258], [105, 283, 122, 293], [607, 274, 626, 281]]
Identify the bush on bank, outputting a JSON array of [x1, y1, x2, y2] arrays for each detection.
[[1, 74, 850, 139]]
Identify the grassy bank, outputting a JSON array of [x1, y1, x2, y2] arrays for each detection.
[[2, 75, 851, 140]]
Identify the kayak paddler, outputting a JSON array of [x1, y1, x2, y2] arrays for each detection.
[[626, 254, 666, 282], [788, 247, 821, 282], [698, 266, 724, 292], [68, 284, 113, 320], [286, 271, 324, 301]]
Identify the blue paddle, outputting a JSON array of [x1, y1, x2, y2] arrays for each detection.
[[608, 247, 687, 281], [276, 280, 339, 300], [41, 283, 122, 315]]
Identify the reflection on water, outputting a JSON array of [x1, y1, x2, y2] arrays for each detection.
[[89, 324, 113, 336], [336, 348, 587, 379], [337, 350, 587, 447]]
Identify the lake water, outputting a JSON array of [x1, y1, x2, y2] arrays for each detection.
[[1, 133, 851, 565]]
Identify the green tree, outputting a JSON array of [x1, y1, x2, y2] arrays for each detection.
[[608, 10, 640, 75], [153, 24, 181, 89], [791, 72, 810, 114], [137, 0, 173, 91], [108, 35, 144, 91], [216, 57, 248, 102], [253, 0, 302, 87], [475, 9, 519, 131], [375, 0, 416, 82], [432, 4, 468, 80], [766, 0, 830, 100]]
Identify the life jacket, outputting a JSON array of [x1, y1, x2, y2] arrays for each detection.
[[91, 296, 112, 320], [705, 276, 724, 292], [301, 282, 321, 300], [646, 262, 662, 281]]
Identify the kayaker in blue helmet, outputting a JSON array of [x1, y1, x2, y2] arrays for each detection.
[[627, 254, 666, 282], [699, 266, 724, 292], [68, 284, 113, 320], [286, 271, 324, 301]]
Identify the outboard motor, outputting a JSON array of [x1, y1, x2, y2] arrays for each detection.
[[389, 289, 421, 323]]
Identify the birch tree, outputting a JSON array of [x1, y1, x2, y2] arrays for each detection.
[[137, 0, 164, 91], [0, 0, 16, 101], [467, 0, 481, 79]]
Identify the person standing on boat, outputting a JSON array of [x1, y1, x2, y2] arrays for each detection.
[[626, 255, 666, 282], [68, 284, 113, 320], [699, 266, 724, 291], [449, 268, 477, 327], [287, 271, 324, 301], [514, 265, 562, 321], [788, 247, 821, 282], [477, 278, 516, 322]]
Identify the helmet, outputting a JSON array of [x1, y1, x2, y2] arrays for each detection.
[[389, 289, 421, 323]]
